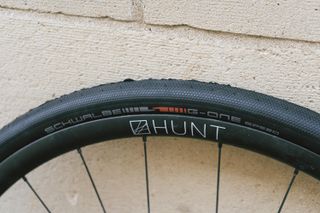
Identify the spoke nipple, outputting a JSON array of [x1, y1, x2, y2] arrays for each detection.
[[218, 142, 223, 148], [22, 176, 27, 182], [294, 168, 299, 175]]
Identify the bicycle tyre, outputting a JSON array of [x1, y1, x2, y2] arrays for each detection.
[[0, 79, 319, 195]]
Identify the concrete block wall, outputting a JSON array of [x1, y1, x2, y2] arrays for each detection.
[[143, 0, 320, 42], [0, 1, 319, 212]]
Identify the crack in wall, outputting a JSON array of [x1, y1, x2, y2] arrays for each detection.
[[146, 22, 320, 45], [0, 4, 319, 45], [0, 4, 135, 22]]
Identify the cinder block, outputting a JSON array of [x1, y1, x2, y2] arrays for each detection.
[[0, 0, 135, 20], [143, 0, 320, 42]]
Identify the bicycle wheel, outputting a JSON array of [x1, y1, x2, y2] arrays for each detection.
[[0, 79, 319, 212]]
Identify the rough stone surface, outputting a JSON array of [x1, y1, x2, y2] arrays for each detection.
[[143, 0, 320, 42], [0, 0, 135, 20]]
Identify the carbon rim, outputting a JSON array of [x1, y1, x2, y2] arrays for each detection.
[[0, 114, 319, 212]]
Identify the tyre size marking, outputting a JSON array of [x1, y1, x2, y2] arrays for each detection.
[[129, 119, 226, 141]]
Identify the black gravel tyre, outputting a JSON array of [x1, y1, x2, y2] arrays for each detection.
[[0, 79, 319, 197]]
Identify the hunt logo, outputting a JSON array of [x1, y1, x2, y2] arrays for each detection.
[[129, 120, 151, 135], [129, 119, 226, 141]]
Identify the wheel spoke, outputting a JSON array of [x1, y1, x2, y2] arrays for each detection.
[[77, 148, 107, 213], [215, 142, 223, 213], [277, 168, 299, 213], [23, 176, 51, 213], [143, 136, 151, 213]]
